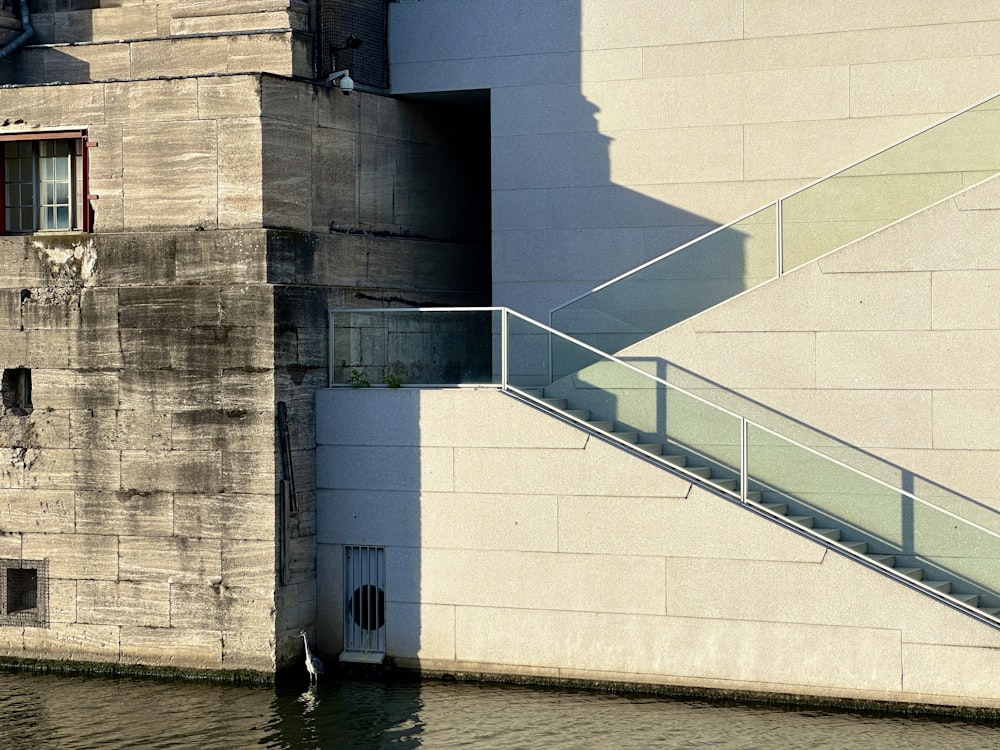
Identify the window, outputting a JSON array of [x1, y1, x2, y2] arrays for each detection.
[[0, 558, 48, 628], [1, 367, 32, 415], [0, 132, 92, 234]]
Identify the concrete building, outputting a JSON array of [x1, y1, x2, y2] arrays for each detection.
[[316, 2, 1000, 712], [2, 0, 1000, 711], [0, 1, 488, 674]]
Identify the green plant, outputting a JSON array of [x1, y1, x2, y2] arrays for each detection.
[[347, 369, 370, 388], [382, 374, 403, 388]]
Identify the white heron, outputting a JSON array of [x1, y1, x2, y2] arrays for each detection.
[[299, 629, 324, 684]]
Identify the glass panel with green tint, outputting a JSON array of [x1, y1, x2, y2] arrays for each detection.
[[551, 204, 778, 353], [781, 93, 1000, 272], [746, 423, 1000, 609], [551, 94, 1000, 354], [329, 309, 499, 386], [509, 312, 743, 488]]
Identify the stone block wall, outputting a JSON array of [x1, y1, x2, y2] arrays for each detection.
[[316, 387, 1000, 710], [390, 0, 1000, 318], [2, 0, 312, 84], [0, 71, 490, 674], [0, 230, 278, 671], [627, 175, 1000, 514]]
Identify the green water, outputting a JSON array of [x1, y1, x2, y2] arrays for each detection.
[[1, 671, 998, 749]]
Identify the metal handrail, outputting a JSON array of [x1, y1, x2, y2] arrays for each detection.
[[502, 308, 1000, 543], [550, 88, 1000, 321], [329, 305, 1000, 545]]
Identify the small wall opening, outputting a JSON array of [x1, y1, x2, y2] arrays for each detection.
[[7, 568, 36, 613], [1, 368, 32, 415], [0, 558, 48, 627]]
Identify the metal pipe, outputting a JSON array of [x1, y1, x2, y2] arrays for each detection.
[[0, 0, 33, 60]]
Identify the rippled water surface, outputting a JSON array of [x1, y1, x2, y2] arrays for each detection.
[[1, 670, 999, 749]]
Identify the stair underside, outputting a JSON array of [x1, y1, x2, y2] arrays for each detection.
[[524, 388, 1000, 623]]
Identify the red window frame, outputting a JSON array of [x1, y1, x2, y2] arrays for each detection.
[[0, 131, 95, 234]]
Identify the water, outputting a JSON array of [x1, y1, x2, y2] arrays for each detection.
[[1, 670, 998, 749]]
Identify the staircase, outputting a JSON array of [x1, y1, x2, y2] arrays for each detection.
[[329, 92, 1000, 631], [523, 384, 1000, 623]]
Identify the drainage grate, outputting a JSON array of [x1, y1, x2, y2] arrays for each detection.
[[342, 545, 386, 662], [0, 558, 48, 628]]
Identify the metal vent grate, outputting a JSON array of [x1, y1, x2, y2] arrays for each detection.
[[342, 545, 386, 663], [0, 558, 48, 628]]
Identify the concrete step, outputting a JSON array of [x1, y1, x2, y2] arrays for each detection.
[[687, 466, 712, 479], [761, 502, 788, 515], [923, 580, 952, 594], [610, 431, 639, 443], [541, 397, 567, 409], [564, 409, 591, 420], [868, 553, 896, 566], [896, 567, 924, 580], [661, 455, 687, 467], [952, 593, 980, 607], [636, 443, 663, 455], [587, 420, 614, 431], [745, 491, 762, 503], [788, 516, 814, 528], [979, 607, 1000, 617], [841, 540, 868, 554], [711, 477, 738, 491], [813, 528, 841, 541]]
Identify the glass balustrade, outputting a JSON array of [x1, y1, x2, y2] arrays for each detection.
[[328, 308, 501, 386], [550, 204, 778, 353], [747, 423, 1000, 610], [551, 92, 1000, 353], [329, 307, 1000, 613]]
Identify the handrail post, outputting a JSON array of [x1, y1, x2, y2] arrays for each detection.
[[328, 310, 335, 388], [740, 417, 749, 503], [776, 198, 784, 278], [501, 308, 509, 389]]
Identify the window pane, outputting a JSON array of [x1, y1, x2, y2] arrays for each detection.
[[20, 184, 33, 206], [5, 160, 18, 181], [55, 206, 69, 228], [3, 142, 16, 158], [40, 182, 53, 205], [55, 182, 69, 205], [54, 157, 69, 181], [20, 208, 32, 229]]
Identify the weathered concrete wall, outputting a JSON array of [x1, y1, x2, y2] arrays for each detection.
[[4, 1, 312, 83], [390, 1, 1000, 318], [260, 76, 490, 241], [0, 74, 490, 250], [0, 230, 277, 671], [0, 69, 489, 674], [316, 387, 1000, 710], [625, 175, 1000, 515]]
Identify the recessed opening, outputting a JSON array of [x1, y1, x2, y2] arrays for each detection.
[[0, 558, 47, 627], [1, 368, 32, 415], [6, 568, 37, 614], [350, 583, 386, 631]]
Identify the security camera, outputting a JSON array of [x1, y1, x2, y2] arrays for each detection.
[[327, 69, 354, 96]]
